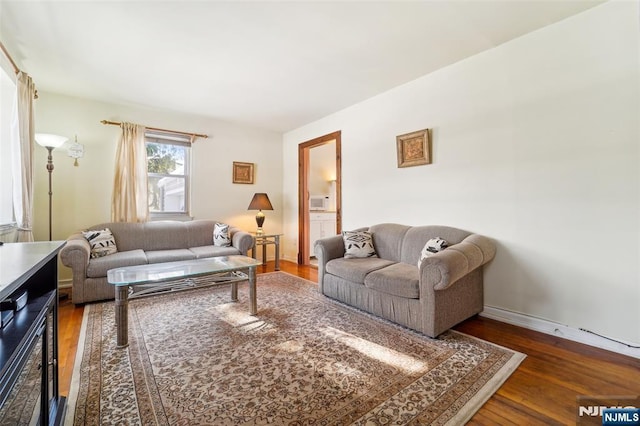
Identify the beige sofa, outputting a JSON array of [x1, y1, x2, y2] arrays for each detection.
[[60, 220, 254, 304], [314, 223, 496, 338]]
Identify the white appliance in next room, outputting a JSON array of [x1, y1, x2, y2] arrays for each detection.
[[309, 195, 330, 211]]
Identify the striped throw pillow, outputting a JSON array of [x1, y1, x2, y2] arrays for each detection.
[[213, 223, 232, 247], [418, 237, 449, 267], [342, 230, 377, 258], [82, 228, 118, 259]]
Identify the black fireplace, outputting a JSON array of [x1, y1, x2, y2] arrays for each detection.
[[0, 242, 66, 425]]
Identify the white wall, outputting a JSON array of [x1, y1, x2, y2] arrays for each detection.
[[308, 141, 336, 195], [283, 0, 639, 344], [34, 92, 283, 279]]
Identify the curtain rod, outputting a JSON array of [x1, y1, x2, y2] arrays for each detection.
[[0, 41, 19, 74], [0, 41, 38, 99], [100, 120, 208, 141]]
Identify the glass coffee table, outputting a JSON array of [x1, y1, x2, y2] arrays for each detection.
[[107, 255, 263, 348]]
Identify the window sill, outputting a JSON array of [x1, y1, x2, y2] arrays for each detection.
[[149, 214, 193, 222]]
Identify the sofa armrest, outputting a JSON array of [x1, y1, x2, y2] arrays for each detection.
[[420, 234, 495, 291], [230, 228, 254, 255], [60, 233, 91, 303], [60, 233, 91, 272], [313, 225, 370, 263], [314, 234, 345, 292], [314, 235, 345, 264]]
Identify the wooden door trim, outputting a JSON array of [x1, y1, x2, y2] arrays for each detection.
[[298, 131, 342, 265]]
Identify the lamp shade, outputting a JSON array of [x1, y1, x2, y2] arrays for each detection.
[[35, 133, 68, 148], [248, 193, 273, 211]]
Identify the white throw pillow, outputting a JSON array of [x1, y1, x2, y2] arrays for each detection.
[[213, 223, 232, 247], [82, 228, 118, 259], [343, 230, 377, 258], [418, 237, 449, 267]]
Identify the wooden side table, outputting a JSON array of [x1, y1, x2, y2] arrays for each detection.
[[251, 233, 282, 271]]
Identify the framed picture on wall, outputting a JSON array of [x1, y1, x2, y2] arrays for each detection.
[[396, 129, 431, 168], [233, 161, 254, 184]]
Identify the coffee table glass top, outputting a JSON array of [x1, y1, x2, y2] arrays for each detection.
[[107, 255, 263, 286]]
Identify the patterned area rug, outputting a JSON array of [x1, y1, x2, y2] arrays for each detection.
[[66, 272, 524, 425]]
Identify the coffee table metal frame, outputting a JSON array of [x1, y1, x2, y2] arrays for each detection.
[[107, 255, 263, 348]]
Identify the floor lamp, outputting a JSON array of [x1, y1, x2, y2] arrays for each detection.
[[35, 133, 68, 241]]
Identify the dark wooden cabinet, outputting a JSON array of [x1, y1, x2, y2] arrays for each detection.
[[0, 242, 66, 425]]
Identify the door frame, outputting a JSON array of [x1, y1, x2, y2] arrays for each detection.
[[298, 131, 342, 265]]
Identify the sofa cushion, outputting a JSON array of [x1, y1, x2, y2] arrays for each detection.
[[325, 257, 395, 284], [186, 220, 218, 248], [189, 245, 241, 259], [82, 228, 118, 259], [368, 224, 410, 262], [89, 222, 147, 252], [364, 263, 420, 299], [86, 249, 148, 278], [146, 249, 196, 264], [89, 221, 191, 252], [400, 225, 471, 265], [342, 231, 377, 258], [141, 222, 191, 251]]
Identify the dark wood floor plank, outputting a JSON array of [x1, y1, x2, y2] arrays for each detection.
[[496, 368, 582, 423], [470, 394, 559, 426]]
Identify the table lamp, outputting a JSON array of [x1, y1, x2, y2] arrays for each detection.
[[248, 193, 273, 235]]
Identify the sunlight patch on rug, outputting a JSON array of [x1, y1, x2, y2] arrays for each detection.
[[209, 302, 267, 329], [321, 326, 428, 374]]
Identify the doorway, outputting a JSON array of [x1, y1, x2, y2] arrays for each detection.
[[298, 131, 342, 265]]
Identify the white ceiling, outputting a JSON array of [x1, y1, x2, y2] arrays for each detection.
[[0, 0, 604, 133]]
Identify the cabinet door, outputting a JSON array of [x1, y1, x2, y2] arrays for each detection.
[[320, 218, 337, 238], [310, 220, 323, 255], [310, 213, 337, 257]]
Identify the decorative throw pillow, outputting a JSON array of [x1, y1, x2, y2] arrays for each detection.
[[418, 237, 449, 267], [342, 230, 377, 258], [82, 228, 118, 259], [213, 223, 232, 247]]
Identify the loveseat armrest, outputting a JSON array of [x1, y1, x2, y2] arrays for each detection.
[[230, 228, 254, 255], [314, 235, 345, 264], [314, 234, 345, 292], [314, 225, 370, 262], [420, 234, 496, 291]]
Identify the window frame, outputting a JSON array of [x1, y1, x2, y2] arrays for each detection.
[[145, 131, 192, 220]]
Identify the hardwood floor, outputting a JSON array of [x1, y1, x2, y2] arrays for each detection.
[[58, 260, 640, 424]]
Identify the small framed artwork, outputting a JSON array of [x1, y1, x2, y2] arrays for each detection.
[[396, 129, 431, 168], [232, 161, 254, 184]]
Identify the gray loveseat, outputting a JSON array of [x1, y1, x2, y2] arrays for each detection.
[[60, 220, 254, 304], [314, 223, 496, 338]]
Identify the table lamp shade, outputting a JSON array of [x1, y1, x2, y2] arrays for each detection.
[[248, 193, 273, 234], [248, 193, 273, 211]]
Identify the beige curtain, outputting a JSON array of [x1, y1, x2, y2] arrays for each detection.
[[111, 123, 148, 222], [11, 72, 36, 242]]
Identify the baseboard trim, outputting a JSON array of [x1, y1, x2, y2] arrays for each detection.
[[58, 278, 72, 289], [480, 306, 639, 359]]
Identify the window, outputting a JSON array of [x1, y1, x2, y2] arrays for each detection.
[[146, 131, 191, 218], [0, 64, 17, 229]]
